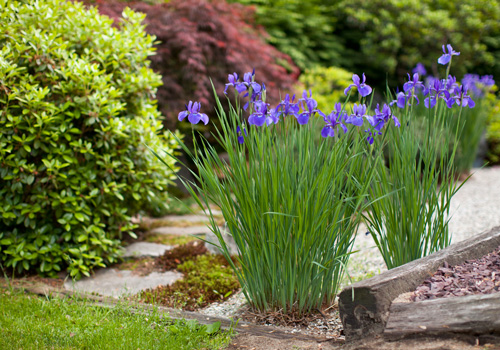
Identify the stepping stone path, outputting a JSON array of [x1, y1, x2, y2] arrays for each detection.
[[123, 242, 172, 258], [64, 269, 182, 298], [64, 210, 235, 297], [150, 225, 213, 236]]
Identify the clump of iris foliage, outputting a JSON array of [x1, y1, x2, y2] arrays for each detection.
[[155, 45, 486, 315], [407, 62, 495, 176], [0, 289, 232, 350], [365, 45, 491, 269], [156, 73, 387, 316]]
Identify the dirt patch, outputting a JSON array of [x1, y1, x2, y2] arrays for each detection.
[[226, 333, 500, 350], [114, 257, 157, 276], [413, 245, 500, 301], [226, 334, 343, 350], [236, 303, 343, 339], [155, 240, 208, 271]]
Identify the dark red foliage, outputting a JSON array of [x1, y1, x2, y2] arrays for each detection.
[[86, 0, 300, 130]]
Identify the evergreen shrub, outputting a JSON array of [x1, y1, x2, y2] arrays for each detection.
[[0, 0, 180, 278]]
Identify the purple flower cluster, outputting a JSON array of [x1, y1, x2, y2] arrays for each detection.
[[393, 71, 478, 110], [177, 44, 490, 148], [397, 44, 494, 110], [462, 74, 495, 97], [179, 71, 400, 145]]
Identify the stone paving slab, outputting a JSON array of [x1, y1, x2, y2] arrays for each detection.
[[205, 229, 239, 256], [123, 242, 172, 258], [64, 268, 182, 297], [150, 225, 217, 236]]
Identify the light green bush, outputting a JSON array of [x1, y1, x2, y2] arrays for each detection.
[[298, 66, 353, 114], [485, 87, 500, 164], [0, 0, 180, 278]]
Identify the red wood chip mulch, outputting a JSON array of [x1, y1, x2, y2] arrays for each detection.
[[412, 245, 500, 301]]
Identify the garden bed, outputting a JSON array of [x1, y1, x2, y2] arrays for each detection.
[[338, 225, 500, 342]]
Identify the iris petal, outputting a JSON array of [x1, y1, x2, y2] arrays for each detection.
[[297, 113, 309, 125], [178, 110, 189, 121], [359, 85, 372, 97]]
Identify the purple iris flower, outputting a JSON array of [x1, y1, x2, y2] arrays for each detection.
[[447, 85, 475, 108], [178, 101, 209, 125], [224, 73, 245, 94], [248, 101, 269, 127], [403, 73, 424, 93], [345, 103, 367, 126], [236, 126, 247, 144], [390, 91, 419, 109], [462, 74, 496, 97], [248, 101, 279, 126], [365, 129, 382, 145], [344, 73, 372, 97], [423, 76, 439, 95], [390, 92, 407, 109], [480, 75, 495, 86], [276, 94, 300, 119], [424, 78, 449, 108], [367, 104, 400, 131], [243, 81, 265, 111], [297, 90, 320, 125], [444, 75, 458, 91], [412, 63, 427, 77], [438, 44, 460, 65], [241, 69, 262, 94], [319, 103, 348, 138]]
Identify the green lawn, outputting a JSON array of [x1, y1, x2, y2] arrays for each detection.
[[0, 289, 233, 350]]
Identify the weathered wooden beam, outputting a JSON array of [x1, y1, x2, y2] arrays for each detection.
[[338, 226, 500, 340], [384, 292, 500, 339]]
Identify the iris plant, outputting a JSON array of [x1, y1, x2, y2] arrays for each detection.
[[166, 68, 391, 316], [365, 44, 482, 269], [163, 43, 484, 315]]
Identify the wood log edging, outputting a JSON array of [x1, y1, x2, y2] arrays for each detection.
[[384, 292, 500, 339], [338, 226, 500, 340]]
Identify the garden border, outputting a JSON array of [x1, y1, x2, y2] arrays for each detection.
[[338, 225, 500, 340]]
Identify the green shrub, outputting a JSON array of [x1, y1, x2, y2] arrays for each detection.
[[486, 87, 500, 165], [337, 0, 500, 89], [298, 66, 353, 114], [227, 0, 344, 70], [0, 0, 180, 279]]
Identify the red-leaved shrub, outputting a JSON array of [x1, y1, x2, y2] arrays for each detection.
[[89, 0, 300, 130]]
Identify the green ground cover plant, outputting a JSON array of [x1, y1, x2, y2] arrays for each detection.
[[143, 233, 203, 246], [0, 289, 232, 350], [0, 0, 180, 279], [139, 253, 240, 310]]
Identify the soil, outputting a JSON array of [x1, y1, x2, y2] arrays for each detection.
[[412, 245, 500, 301], [226, 333, 500, 350], [235, 303, 344, 339]]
